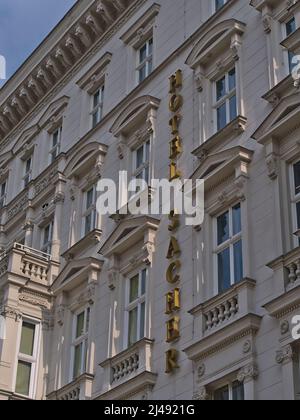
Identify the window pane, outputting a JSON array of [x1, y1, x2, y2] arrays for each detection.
[[217, 211, 229, 245], [289, 51, 296, 74], [86, 308, 90, 333], [228, 68, 236, 91], [86, 189, 94, 209], [214, 385, 229, 401], [92, 111, 99, 128], [229, 95, 237, 121], [136, 146, 144, 169], [295, 162, 300, 195], [216, 76, 226, 101], [130, 275, 139, 302], [139, 44, 147, 63], [141, 269, 147, 295], [128, 308, 138, 347], [140, 302, 146, 339], [232, 381, 245, 401], [16, 361, 31, 396], [232, 204, 241, 235], [217, 103, 227, 131], [234, 240, 243, 284], [20, 322, 35, 356], [148, 38, 153, 54], [218, 247, 231, 293], [85, 214, 92, 235], [296, 202, 300, 229], [93, 90, 100, 108], [215, 0, 225, 11], [139, 66, 147, 83], [73, 344, 82, 379], [286, 17, 296, 36], [76, 312, 85, 338], [148, 59, 153, 75]]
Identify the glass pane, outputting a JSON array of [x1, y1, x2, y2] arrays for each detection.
[[289, 51, 296, 74], [234, 240, 243, 284], [93, 90, 100, 108], [215, 0, 225, 11], [73, 344, 82, 379], [296, 202, 300, 229], [136, 146, 144, 169], [92, 111, 99, 128], [16, 361, 31, 396], [128, 308, 138, 347], [286, 17, 296, 36], [86, 188, 94, 209], [148, 59, 153, 76], [232, 381, 245, 400], [26, 158, 32, 173], [218, 247, 231, 293], [86, 308, 90, 333], [217, 103, 227, 131], [130, 275, 139, 302], [148, 38, 153, 54], [228, 68, 236, 91], [1, 182, 6, 196], [144, 167, 149, 184], [20, 322, 35, 356], [139, 44, 147, 63], [214, 385, 229, 401], [229, 95, 237, 121], [85, 214, 92, 235], [217, 211, 229, 245], [140, 302, 145, 339], [76, 312, 85, 338], [141, 269, 147, 295], [216, 76, 226, 101], [232, 204, 241, 235]]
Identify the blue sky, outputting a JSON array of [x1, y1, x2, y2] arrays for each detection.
[[0, 0, 76, 88]]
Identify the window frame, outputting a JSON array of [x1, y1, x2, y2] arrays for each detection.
[[82, 185, 97, 238], [49, 126, 62, 164], [213, 379, 245, 401], [213, 203, 243, 295], [0, 179, 7, 209], [290, 160, 300, 248], [213, 0, 228, 14], [41, 221, 54, 255], [213, 67, 237, 133], [23, 155, 33, 188], [136, 38, 153, 85], [90, 85, 105, 129], [282, 16, 297, 76], [14, 318, 41, 399], [132, 140, 151, 184], [124, 268, 148, 350], [70, 307, 91, 381]]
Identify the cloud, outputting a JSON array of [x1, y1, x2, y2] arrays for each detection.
[[0, 0, 76, 87]]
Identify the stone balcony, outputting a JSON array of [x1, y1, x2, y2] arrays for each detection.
[[0, 243, 58, 287], [98, 338, 157, 400], [185, 279, 261, 362], [47, 373, 94, 401], [263, 246, 300, 319]]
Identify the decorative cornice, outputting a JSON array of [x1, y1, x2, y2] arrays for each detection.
[[0, 0, 146, 149], [237, 363, 259, 383], [0, 305, 22, 322], [276, 344, 295, 365]]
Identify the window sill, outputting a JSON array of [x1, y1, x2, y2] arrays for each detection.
[[192, 115, 247, 158]]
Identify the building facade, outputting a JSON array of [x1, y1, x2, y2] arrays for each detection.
[[0, 0, 300, 401]]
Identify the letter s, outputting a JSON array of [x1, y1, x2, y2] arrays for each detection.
[[291, 316, 300, 340]]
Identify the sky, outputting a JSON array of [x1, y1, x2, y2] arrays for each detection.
[[0, 0, 77, 88]]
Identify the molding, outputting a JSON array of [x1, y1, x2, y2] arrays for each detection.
[[76, 52, 112, 94], [276, 344, 295, 365], [237, 363, 259, 383]]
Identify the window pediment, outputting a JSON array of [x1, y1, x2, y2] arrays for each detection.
[[250, 0, 282, 13], [110, 95, 160, 138], [186, 19, 246, 70], [252, 92, 300, 145], [99, 215, 160, 259], [281, 27, 300, 55], [0, 150, 13, 173], [76, 52, 112, 94], [38, 95, 70, 131], [13, 124, 39, 156]]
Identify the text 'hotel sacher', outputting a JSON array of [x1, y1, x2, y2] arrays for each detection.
[[0, 0, 300, 401]]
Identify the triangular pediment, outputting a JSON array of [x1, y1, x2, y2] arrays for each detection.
[[253, 92, 300, 144], [52, 257, 103, 293], [99, 216, 160, 258], [13, 124, 40, 155], [38, 95, 70, 129]]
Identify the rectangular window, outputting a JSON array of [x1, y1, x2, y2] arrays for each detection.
[[72, 308, 90, 380], [15, 320, 39, 397], [126, 269, 147, 348], [137, 38, 153, 84], [91, 86, 104, 128], [0, 179, 7, 209], [291, 162, 300, 245], [215, 203, 243, 294], [23, 156, 33, 188], [215, 0, 227, 12], [133, 140, 150, 186], [284, 17, 297, 74], [50, 127, 62, 163], [214, 380, 245, 401], [41, 221, 53, 255], [82, 186, 96, 237], [214, 68, 237, 131]]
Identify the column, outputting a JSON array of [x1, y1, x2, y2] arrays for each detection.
[[237, 363, 259, 400], [23, 220, 34, 247], [276, 344, 296, 400]]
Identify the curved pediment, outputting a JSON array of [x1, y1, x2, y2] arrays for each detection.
[[0, 150, 13, 176], [252, 92, 300, 144], [99, 215, 160, 258], [186, 19, 246, 69], [110, 95, 160, 137], [38, 95, 70, 130], [13, 124, 40, 155], [64, 141, 108, 179]]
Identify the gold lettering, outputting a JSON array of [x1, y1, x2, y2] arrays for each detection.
[[166, 260, 181, 284], [169, 136, 182, 160], [168, 210, 180, 232], [166, 288, 181, 314], [169, 115, 180, 135], [165, 349, 179, 374], [167, 236, 181, 259], [166, 317, 180, 342], [169, 162, 181, 181], [169, 94, 183, 113]]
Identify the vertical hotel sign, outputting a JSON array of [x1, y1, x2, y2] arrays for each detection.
[[165, 70, 183, 374]]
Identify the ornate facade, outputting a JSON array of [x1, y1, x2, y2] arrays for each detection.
[[0, 0, 300, 400]]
